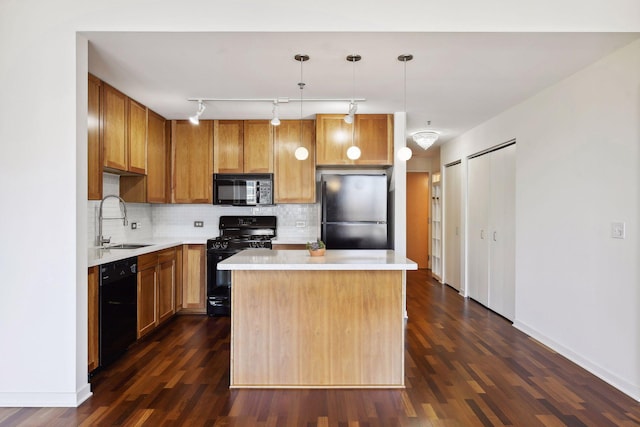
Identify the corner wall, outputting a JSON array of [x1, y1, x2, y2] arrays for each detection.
[[440, 39, 640, 400]]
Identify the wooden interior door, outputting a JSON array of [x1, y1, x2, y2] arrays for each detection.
[[406, 172, 430, 268]]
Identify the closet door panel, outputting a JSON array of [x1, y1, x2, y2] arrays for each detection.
[[467, 155, 490, 306], [488, 144, 516, 320], [444, 163, 461, 291]]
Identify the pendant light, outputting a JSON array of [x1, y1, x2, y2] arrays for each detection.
[[397, 54, 413, 162], [294, 54, 310, 161], [345, 54, 362, 160], [344, 54, 361, 124]]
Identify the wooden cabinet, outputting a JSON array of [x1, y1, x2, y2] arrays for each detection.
[[243, 120, 273, 173], [88, 74, 102, 200], [137, 248, 178, 338], [316, 114, 393, 166], [137, 253, 158, 338], [174, 245, 183, 311], [213, 120, 244, 173], [214, 120, 274, 173], [157, 249, 176, 323], [467, 143, 516, 320], [180, 244, 206, 313], [127, 98, 147, 174], [147, 110, 170, 203], [88, 266, 99, 371], [171, 120, 213, 203], [102, 82, 148, 174], [102, 83, 128, 172], [274, 120, 316, 204]]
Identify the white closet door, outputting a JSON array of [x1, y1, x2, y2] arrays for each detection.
[[488, 144, 516, 320], [467, 154, 490, 306], [444, 162, 461, 291]]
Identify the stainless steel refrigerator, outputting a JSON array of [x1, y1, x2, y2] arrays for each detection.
[[321, 174, 390, 249]]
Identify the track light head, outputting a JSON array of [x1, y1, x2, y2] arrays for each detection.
[[189, 100, 206, 125], [271, 101, 280, 126]]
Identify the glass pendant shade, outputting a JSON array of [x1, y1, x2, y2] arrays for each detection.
[[346, 145, 361, 160]]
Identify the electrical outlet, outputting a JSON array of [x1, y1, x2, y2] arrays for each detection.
[[296, 221, 306, 228], [194, 221, 204, 228], [611, 222, 625, 239], [131, 222, 138, 230]]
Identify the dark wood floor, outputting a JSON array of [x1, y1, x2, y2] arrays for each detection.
[[2, 270, 639, 426]]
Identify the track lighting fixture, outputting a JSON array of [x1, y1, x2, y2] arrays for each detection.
[[270, 101, 280, 126], [397, 54, 414, 161], [294, 54, 310, 161], [189, 100, 206, 125]]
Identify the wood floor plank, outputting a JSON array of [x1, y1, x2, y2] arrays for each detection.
[[1, 270, 639, 426]]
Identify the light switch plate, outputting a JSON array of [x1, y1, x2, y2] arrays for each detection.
[[611, 222, 625, 239]]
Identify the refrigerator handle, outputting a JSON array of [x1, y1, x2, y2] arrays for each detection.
[[321, 180, 327, 241]]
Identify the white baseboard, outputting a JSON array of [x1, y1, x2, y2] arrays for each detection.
[[0, 384, 92, 407], [513, 320, 640, 402]]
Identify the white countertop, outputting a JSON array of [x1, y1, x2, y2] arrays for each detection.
[[218, 249, 418, 271], [88, 237, 207, 267]]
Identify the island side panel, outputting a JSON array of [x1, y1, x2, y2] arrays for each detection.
[[231, 270, 404, 388]]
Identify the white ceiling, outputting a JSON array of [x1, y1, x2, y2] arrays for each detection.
[[87, 32, 639, 156]]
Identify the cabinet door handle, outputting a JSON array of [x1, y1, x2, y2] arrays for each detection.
[[480, 230, 485, 239], [493, 231, 497, 241]]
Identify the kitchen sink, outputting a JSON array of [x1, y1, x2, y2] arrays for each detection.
[[104, 243, 152, 249]]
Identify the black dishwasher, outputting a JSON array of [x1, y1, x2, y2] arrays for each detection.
[[100, 257, 137, 368]]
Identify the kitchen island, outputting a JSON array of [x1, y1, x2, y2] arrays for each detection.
[[218, 249, 417, 389]]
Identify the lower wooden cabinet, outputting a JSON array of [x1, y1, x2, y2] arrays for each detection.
[[137, 264, 157, 338], [157, 249, 176, 323], [180, 244, 206, 313], [88, 266, 99, 372], [137, 248, 177, 338]]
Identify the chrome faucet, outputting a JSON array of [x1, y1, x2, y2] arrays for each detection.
[[97, 195, 128, 246]]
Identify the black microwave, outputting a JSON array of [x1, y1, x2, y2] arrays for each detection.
[[213, 173, 273, 206]]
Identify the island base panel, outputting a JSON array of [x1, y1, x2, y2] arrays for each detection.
[[231, 270, 404, 388]]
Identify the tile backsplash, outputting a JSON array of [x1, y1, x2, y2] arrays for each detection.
[[88, 173, 320, 247]]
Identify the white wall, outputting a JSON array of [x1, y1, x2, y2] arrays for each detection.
[[441, 39, 640, 399], [1, 0, 639, 407]]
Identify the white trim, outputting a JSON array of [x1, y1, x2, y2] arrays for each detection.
[[513, 321, 640, 402], [0, 385, 92, 407]]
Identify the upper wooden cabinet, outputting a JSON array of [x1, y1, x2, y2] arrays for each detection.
[[213, 120, 244, 173], [171, 120, 213, 204], [316, 114, 393, 166], [102, 82, 149, 174], [102, 83, 128, 172], [243, 120, 274, 173], [214, 120, 274, 173], [127, 98, 147, 174], [87, 74, 102, 200], [274, 120, 316, 204], [146, 110, 169, 203]]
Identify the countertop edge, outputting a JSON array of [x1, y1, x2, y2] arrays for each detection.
[[218, 249, 418, 271], [88, 237, 207, 267]]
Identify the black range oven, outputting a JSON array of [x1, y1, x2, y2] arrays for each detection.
[[206, 215, 276, 316]]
